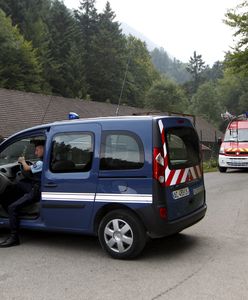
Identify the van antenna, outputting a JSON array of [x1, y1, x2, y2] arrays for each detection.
[[116, 44, 132, 116], [41, 95, 53, 124]]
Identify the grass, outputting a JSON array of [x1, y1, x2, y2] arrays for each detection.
[[203, 159, 218, 173]]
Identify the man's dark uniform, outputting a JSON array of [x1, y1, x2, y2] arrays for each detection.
[[0, 148, 43, 247]]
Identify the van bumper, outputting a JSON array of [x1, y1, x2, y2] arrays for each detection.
[[219, 154, 248, 168], [140, 204, 207, 238]]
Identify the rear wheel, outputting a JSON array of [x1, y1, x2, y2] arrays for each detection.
[[218, 166, 227, 173], [98, 209, 147, 259]]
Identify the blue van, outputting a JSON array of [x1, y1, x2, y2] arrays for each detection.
[[0, 116, 206, 259]]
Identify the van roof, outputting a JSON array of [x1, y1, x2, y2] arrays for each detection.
[[5, 115, 190, 140]]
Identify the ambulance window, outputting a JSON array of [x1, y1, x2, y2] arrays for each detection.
[[166, 127, 200, 169], [100, 132, 144, 170], [50, 133, 93, 173]]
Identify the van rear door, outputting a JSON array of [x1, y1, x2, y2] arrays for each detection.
[[154, 118, 205, 221]]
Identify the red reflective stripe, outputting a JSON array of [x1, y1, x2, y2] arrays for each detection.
[[186, 169, 193, 182], [176, 169, 185, 185], [166, 169, 175, 186], [161, 128, 165, 145]]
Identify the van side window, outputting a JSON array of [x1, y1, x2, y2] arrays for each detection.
[[100, 132, 144, 170], [50, 133, 93, 173], [0, 136, 45, 164]]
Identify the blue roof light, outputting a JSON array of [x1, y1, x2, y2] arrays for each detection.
[[68, 112, 79, 120]]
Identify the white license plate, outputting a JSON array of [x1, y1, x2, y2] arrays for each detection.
[[172, 187, 190, 199]]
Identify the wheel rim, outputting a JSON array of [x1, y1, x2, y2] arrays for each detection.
[[104, 218, 134, 253]]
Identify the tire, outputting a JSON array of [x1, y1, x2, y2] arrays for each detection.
[[98, 209, 147, 259], [218, 166, 227, 173]]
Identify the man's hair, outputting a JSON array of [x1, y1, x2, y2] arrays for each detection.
[[33, 140, 45, 147]]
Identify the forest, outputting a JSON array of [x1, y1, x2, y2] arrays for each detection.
[[0, 0, 247, 130]]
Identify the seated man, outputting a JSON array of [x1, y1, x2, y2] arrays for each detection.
[[0, 141, 44, 247]]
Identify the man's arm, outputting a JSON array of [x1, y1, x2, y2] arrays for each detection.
[[18, 156, 31, 172]]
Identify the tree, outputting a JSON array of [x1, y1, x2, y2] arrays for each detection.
[[224, 1, 248, 75], [85, 1, 126, 102], [46, 0, 86, 98], [122, 35, 160, 107], [189, 81, 221, 126], [186, 51, 206, 93], [202, 61, 224, 82], [75, 0, 99, 90], [151, 48, 191, 84], [0, 9, 42, 92], [0, 0, 52, 92], [216, 70, 248, 116], [145, 78, 187, 112]]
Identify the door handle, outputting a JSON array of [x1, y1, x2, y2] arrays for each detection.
[[44, 183, 57, 188]]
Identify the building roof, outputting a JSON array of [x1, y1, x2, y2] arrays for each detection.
[[0, 88, 222, 142]]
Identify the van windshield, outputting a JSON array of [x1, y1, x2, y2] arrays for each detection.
[[224, 129, 248, 142], [166, 127, 200, 169]]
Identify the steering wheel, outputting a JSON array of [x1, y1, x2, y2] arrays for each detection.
[[19, 160, 33, 180], [0, 171, 12, 194]]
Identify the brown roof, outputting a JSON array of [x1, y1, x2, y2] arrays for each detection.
[[0, 88, 221, 142]]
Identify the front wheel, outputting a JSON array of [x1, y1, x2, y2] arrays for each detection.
[[98, 209, 147, 259], [218, 166, 227, 173]]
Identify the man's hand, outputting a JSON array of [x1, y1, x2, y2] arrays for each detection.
[[18, 156, 31, 172], [18, 156, 25, 164]]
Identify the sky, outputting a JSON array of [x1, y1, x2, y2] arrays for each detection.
[[64, 0, 241, 66]]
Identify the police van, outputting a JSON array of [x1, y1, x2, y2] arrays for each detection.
[[0, 116, 206, 259]]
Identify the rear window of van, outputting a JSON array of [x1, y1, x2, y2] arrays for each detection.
[[166, 127, 200, 169]]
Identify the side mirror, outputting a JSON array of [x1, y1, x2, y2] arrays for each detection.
[[217, 137, 222, 145]]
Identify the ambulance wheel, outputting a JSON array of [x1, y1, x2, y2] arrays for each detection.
[[218, 166, 227, 173], [98, 209, 147, 259]]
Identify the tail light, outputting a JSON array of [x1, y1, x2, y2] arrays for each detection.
[[153, 147, 165, 186], [159, 207, 167, 219]]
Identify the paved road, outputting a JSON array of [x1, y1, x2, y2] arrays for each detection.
[[1, 171, 248, 300]]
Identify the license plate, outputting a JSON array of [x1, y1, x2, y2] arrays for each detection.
[[172, 187, 190, 199]]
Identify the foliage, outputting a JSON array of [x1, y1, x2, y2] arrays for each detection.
[[224, 1, 248, 75], [0, 0, 52, 92], [151, 47, 191, 84], [0, 9, 42, 92], [83, 1, 126, 102], [189, 81, 222, 126], [145, 77, 187, 112], [216, 70, 248, 115], [201, 61, 224, 82], [46, 0, 86, 98], [186, 51, 206, 94], [1, 0, 248, 132], [203, 159, 218, 173], [123, 36, 160, 107]]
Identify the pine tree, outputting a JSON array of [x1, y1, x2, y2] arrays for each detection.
[[123, 36, 160, 107], [186, 51, 206, 93], [0, 9, 42, 92], [75, 0, 99, 94], [47, 0, 86, 98], [86, 1, 126, 102], [0, 0, 52, 92]]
